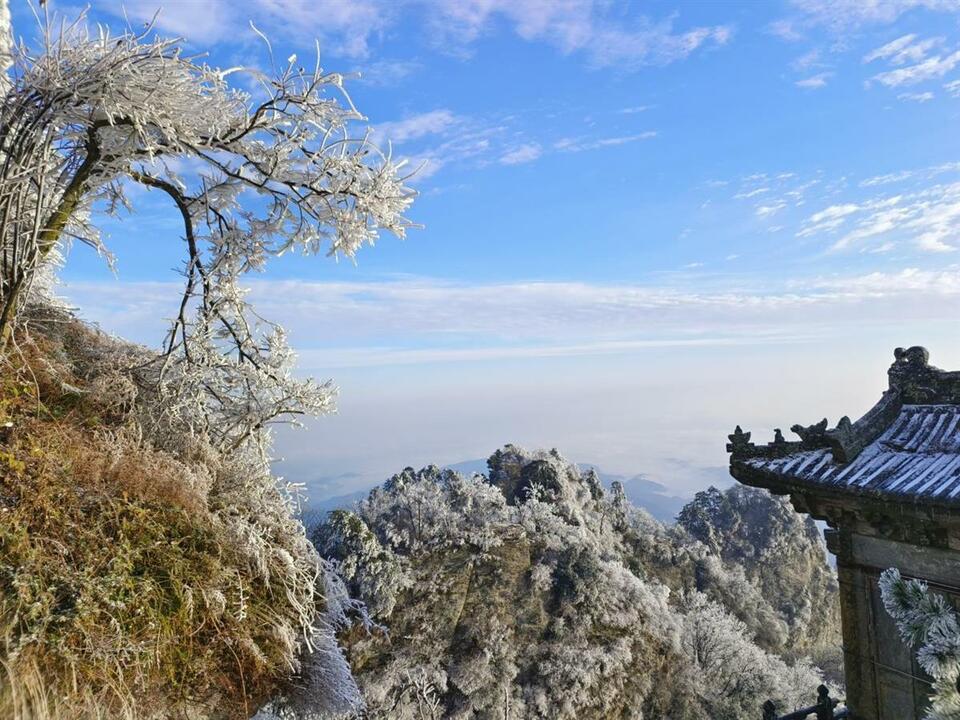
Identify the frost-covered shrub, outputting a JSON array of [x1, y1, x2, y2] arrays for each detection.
[[0, 318, 360, 719], [680, 594, 824, 719]]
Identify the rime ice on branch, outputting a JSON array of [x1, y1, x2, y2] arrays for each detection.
[[0, 6, 416, 450]]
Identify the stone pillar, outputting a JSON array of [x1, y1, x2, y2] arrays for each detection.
[[825, 528, 879, 720]]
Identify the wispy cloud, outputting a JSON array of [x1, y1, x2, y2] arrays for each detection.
[[61, 268, 960, 369], [860, 161, 960, 187], [95, 0, 736, 69], [354, 59, 423, 86], [756, 202, 787, 217], [96, 0, 398, 57], [861, 170, 915, 186], [797, 203, 860, 236], [796, 72, 832, 88], [427, 1, 733, 69], [791, 48, 825, 71], [803, 266, 960, 294], [373, 109, 459, 144], [869, 48, 960, 87], [499, 143, 543, 165], [366, 110, 510, 180], [799, 182, 960, 253], [767, 19, 805, 42], [554, 132, 657, 153], [734, 187, 770, 199], [784, 0, 960, 33], [96, 0, 236, 44], [863, 33, 943, 65], [898, 90, 935, 101]]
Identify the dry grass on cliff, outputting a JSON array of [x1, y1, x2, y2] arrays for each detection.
[[0, 316, 323, 720]]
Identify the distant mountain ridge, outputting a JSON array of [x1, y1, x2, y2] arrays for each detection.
[[302, 457, 696, 527]]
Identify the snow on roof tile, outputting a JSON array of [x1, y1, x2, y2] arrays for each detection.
[[727, 346, 960, 506]]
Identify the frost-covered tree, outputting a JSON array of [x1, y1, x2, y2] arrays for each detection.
[[0, 5, 414, 450], [680, 593, 823, 718], [0, 5, 416, 719], [880, 568, 960, 719]]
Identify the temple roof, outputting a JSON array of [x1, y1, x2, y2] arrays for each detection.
[[728, 346, 960, 507]]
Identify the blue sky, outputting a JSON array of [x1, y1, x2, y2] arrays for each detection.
[[17, 0, 960, 502]]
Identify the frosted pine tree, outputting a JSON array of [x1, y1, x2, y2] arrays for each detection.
[[879, 568, 960, 719]]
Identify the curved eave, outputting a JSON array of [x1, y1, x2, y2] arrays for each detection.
[[730, 456, 960, 515]]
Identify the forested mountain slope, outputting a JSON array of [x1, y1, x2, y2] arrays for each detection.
[[312, 445, 841, 720]]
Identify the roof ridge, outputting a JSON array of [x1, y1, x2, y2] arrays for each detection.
[[728, 346, 960, 465], [889, 346, 960, 404]]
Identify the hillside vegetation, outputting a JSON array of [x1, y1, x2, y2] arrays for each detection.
[[314, 445, 841, 720], [0, 313, 358, 720]]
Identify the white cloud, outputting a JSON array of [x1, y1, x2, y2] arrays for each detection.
[[499, 143, 543, 165], [795, 72, 832, 88], [804, 266, 960, 293], [554, 132, 657, 153], [373, 110, 459, 144], [786, 0, 960, 32], [95, 0, 736, 68], [916, 235, 957, 252], [864, 34, 917, 62], [860, 161, 960, 186], [870, 49, 960, 86], [898, 90, 935, 101], [97, 0, 234, 43], [767, 19, 805, 42], [829, 203, 911, 252], [809, 203, 860, 223], [96, 0, 396, 57], [862, 170, 915, 186], [799, 183, 960, 253], [791, 48, 824, 71], [756, 202, 787, 217], [426, 0, 733, 69], [733, 187, 770, 199], [863, 34, 942, 65], [797, 203, 860, 236], [619, 106, 652, 114], [355, 59, 423, 86], [256, 0, 397, 57], [368, 110, 516, 179], [945, 79, 960, 95]]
